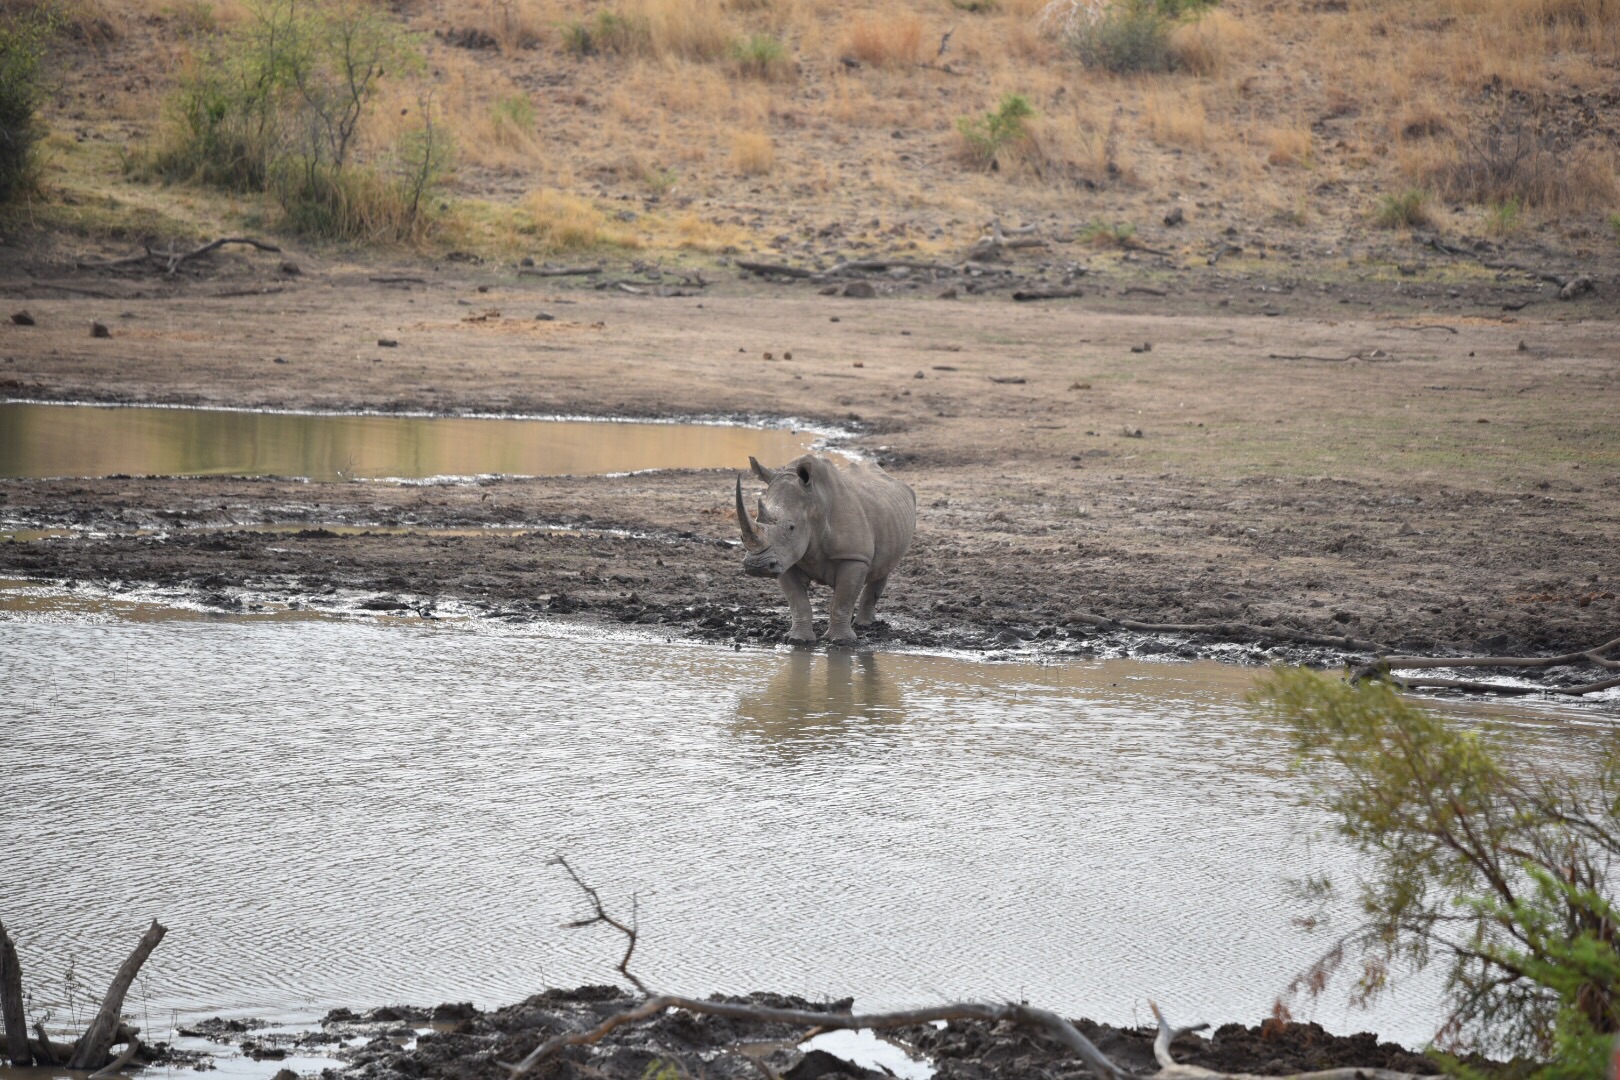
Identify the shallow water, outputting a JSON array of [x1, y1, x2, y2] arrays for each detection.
[[0, 402, 815, 481], [0, 585, 1606, 1050]]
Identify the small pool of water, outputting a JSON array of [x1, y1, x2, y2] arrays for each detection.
[[0, 402, 817, 481], [0, 584, 1607, 1051]]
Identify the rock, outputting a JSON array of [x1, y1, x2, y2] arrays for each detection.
[[841, 281, 876, 299], [271, 1070, 299, 1080], [783, 350, 792, 360], [11, 311, 34, 326], [91, 321, 111, 338], [784, 1049, 885, 1080], [431, 1002, 477, 1022], [534, 312, 554, 321], [520, 256, 535, 267], [938, 287, 958, 299], [1130, 342, 1152, 353], [1164, 206, 1185, 226], [321, 1008, 359, 1025], [273, 356, 288, 364], [1558, 276, 1593, 300], [1121, 426, 1143, 438], [279, 260, 301, 275], [852, 360, 863, 368], [829, 316, 840, 322], [377, 338, 398, 347], [914, 370, 925, 379]]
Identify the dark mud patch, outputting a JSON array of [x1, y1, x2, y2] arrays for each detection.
[[308, 987, 1470, 1080]]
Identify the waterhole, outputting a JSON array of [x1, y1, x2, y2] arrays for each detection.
[[0, 583, 1605, 1049], [0, 402, 817, 481]]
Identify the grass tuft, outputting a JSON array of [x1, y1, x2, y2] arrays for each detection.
[[1373, 189, 1430, 229]]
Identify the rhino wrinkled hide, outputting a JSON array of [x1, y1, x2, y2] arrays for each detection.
[[735, 454, 917, 645]]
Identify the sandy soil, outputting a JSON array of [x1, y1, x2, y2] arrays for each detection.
[[2, 247, 1617, 668]]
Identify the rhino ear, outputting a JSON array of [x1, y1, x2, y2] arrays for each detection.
[[749, 456, 776, 483]]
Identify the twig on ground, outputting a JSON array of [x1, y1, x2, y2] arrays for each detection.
[[79, 238, 281, 277], [517, 265, 602, 278], [551, 857, 648, 995], [370, 276, 428, 285]]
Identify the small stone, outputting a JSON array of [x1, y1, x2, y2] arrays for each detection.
[[913, 370, 925, 379], [279, 260, 301, 275], [1163, 206, 1185, 227], [829, 316, 840, 322], [91, 321, 110, 338], [938, 287, 958, 299], [273, 356, 289, 364], [534, 312, 555, 321], [763, 351, 774, 360], [842, 281, 876, 299], [852, 361, 863, 368], [477, 284, 489, 293], [377, 338, 398, 347], [782, 351, 792, 360], [10, 311, 34, 326]]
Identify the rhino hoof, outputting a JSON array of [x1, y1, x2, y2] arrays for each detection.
[[786, 634, 817, 647]]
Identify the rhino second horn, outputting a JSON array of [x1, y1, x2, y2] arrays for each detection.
[[736, 476, 763, 550], [749, 456, 776, 483], [757, 499, 778, 525]]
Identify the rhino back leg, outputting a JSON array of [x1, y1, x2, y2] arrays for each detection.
[[856, 576, 887, 628], [825, 561, 869, 645], [778, 566, 816, 644]]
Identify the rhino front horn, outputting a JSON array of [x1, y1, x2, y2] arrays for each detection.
[[736, 476, 763, 551]]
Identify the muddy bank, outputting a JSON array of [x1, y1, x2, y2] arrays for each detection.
[[2, 272, 1617, 668], [188, 988, 1458, 1080]]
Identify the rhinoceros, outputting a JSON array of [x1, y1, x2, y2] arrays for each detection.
[[734, 454, 916, 645]]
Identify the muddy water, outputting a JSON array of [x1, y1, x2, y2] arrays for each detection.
[[0, 402, 816, 481], [0, 587, 1605, 1048]]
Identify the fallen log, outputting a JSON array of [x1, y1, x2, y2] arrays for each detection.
[[1351, 635, 1620, 696], [67, 920, 167, 1069], [89, 1035, 141, 1080], [516, 265, 602, 277], [79, 238, 282, 277], [0, 920, 28, 1065], [1013, 286, 1085, 301], [736, 260, 814, 279]]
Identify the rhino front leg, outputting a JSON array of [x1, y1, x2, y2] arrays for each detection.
[[778, 567, 816, 645], [856, 575, 887, 628], [825, 561, 869, 645]]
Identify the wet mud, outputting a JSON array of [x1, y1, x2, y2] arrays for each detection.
[[192, 989, 1469, 1080]]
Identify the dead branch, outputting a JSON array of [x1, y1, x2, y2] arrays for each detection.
[[1013, 286, 1085, 301], [31, 1023, 57, 1065], [78, 238, 281, 277], [736, 261, 815, 279], [517, 265, 602, 277], [207, 286, 288, 299], [19, 280, 120, 298], [1147, 1002, 1421, 1080], [67, 920, 166, 1069], [1351, 636, 1620, 695], [551, 857, 648, 995], [1207, 244, 1242, 267], [1384, 674, 1620, 696], [500, 996, 1124, 1080], [1121, 287, 1168, 297], [0, 920, 28, 1065], [369, 276, 428, 285], [89, 1035, 141, 1080], [1267, 351, 1392, 362]]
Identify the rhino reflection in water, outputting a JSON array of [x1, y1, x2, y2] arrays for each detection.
[[732, 650, 904, 751], [734, 454, 916, 645]]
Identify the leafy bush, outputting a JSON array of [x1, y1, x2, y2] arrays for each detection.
[[956, 93, 1035, 171], [0, 3, 57, 204], [1044, 0, 1217, 74], [730, 33, 789, 79], [1373, 188, 1430, 228], [1254, 669, 1620, 1069], [141, 0, 449, 242]]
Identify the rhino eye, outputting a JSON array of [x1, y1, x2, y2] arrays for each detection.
[[787, 523, 795, 531]]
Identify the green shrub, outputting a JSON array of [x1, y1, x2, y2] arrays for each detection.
[[0, 3, 57, 204], [1050, 0, 1216, 74], [561, 11, 650, 55], [1254, 669, 1620, 1067], [1373, 188, 1430, 228], [956, 93, 1035, 170], [729, 33, 789, 79], [139, 0, 448, 242], [1080, 220, 1135, 246], [492, 93, 536, 140], [1485, 196, 1522, 236]]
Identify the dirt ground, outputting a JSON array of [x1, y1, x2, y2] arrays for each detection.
[[2, 244, 1617, 670]]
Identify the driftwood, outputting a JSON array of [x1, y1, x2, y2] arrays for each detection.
[[67, 920, 167, 1069], [0, 920, 27, 1065], [505, 860, 1426, 1080], [79, 237, 282, 277], [737, 260, 815, 279], [516, 265, 602, 277], [1013, 286, 1085, 301], [89, 1035, 141, 1080], [1353, 636, 1620, 697]]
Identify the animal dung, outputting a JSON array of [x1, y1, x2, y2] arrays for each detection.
[[763, 352, 774, 360], [913, 370, 925, 379], [1069, 382, 1091, 390], [1130, 342, 1152, 353], [783, 351, 792, 360], [853, 361, 864, 368], [91, 321, 111, 338], [377, 338, 399, 348]]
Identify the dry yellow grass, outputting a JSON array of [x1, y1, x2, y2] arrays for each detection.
[[517, 189, 637, 252], [1265, 125, 1312, 168], [729, 130, 775, 175], [842, 13, 924, 67], [1144, 87, 1210, 150], [1168, 10, 1255, 77]]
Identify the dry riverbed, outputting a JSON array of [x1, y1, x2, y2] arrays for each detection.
[[2, 250, 1617, 669]]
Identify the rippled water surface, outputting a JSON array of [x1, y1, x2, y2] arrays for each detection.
[[0, 587, 1604, 1047], [0, 403, 815, 481]]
